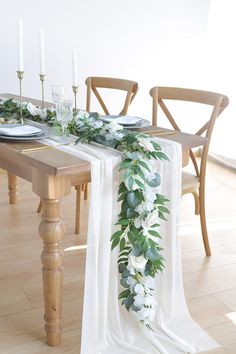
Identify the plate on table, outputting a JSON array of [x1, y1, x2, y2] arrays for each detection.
[[99, 115, 150, 129], [0, 124, 48, 141]]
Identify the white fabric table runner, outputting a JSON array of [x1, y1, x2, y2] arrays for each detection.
[[42, 136, 219, 354]]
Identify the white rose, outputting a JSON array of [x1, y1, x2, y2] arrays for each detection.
[[134, 294, 145, 307], [128, 254, 147, 272], [134, 284, 145, 296], [138, 138, 155, 152]]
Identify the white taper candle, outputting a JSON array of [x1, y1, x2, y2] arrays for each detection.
[[39, 28, 45, 75], [72, 50, 78, 86], [18, 17, 24, 71]]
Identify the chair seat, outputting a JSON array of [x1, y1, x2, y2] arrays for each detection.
[[182, 171, 200, 195]]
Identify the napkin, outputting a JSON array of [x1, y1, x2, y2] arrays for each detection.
[[0, 124, 43, 136]]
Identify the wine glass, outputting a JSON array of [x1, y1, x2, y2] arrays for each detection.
[[51, 85, 64, 104], [56, 99, 73, 143]]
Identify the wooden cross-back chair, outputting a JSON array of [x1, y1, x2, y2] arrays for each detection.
[[85, 76, 139, 115], [149, 86, 229, 256], [74, 77, 139, 234]]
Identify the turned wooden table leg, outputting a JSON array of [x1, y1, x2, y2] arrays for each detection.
[[39, 198, 65, 346], [7, 173, 18, 204]]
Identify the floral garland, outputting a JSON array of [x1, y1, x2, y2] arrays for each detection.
[[0, 99, 170, 328]]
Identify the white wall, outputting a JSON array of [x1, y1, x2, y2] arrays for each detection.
[[0, 0, 210, 119]]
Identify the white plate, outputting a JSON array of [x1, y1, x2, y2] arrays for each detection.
[[0, 132, 48, 141], [100, 115, 142, 125], [0, 124, 44, 137]]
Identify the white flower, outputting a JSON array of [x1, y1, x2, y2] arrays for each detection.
[[134, 284, 145, 296], [92, 120, 103, 129], [106, 121, 123, 132], [142, 211, 158, 236], [77, 110, 89, 119], [128, 254, 147, 273], [145, 187, 156, 203], [27, 103, 47, 119], [136, 307, 156, 323], [144, 295, 157, 307], [134, 216, 142, 228], [126, 276, 137, 287], [134, 294, 145, 307], [136, 201, 154, 215], [138, 138, 155, 152]]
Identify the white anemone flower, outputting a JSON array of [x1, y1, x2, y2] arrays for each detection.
[[138, 137, 155, 152]]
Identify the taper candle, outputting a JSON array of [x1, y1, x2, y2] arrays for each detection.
[[72, 50, 78, 86], [39, 28, 45, 75], [18, 17, 24, 71]]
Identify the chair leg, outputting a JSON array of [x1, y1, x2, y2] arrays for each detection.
[[192, 191, 200, 215], [37, 200, 43, 213], [75, 185, 81, 234], [84, 183, 88, 200], [199, 186, 211, 257]]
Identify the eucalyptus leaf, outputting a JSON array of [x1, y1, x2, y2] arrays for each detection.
[[146, 247, 160, 261], [131, 244, 143, 257], [127, 192, 141, 208]]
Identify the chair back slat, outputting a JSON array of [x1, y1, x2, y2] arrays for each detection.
[[85, 76, 138, 115]]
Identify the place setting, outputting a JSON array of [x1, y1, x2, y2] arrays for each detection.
[[0, 123, 48, 141], [99, 114, 150, 129]]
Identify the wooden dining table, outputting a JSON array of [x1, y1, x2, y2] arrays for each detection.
[[0, 93, 208, 347]]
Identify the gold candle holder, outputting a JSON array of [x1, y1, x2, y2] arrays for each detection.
[[72, 85, 79, 113], [39, 74, 46, 109], [17, 70, 24, 124]]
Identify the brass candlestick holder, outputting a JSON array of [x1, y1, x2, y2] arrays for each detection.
[[39, 74, 46, 109], [72, 85, 79, 114], [17, 70, 24, 124]]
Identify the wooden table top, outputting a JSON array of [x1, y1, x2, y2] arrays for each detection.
[[0, 93, 208, 176]]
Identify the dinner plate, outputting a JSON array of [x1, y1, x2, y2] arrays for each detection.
[[0, 124, 45, 137], [0, 132, 48, 141], [100, 115, 143, 126]]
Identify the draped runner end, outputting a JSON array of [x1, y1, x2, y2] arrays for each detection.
[[50, 137, 219, 354]]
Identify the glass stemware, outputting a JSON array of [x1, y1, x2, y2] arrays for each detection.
[[51, 85, 64, 104], [56, 99, 73, 143]]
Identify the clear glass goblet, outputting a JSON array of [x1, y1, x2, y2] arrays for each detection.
[[51, 85, 65, 104], [56, 99, 73, 143]]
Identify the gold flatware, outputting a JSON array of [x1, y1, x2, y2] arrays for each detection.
[[20, 142, 69, 153]]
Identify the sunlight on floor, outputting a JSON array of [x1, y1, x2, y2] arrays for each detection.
[[64, 245, 87, 252], [226, 312, 236, 325]]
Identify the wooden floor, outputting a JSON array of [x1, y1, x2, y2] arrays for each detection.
[[0, 160, 235, 353]]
